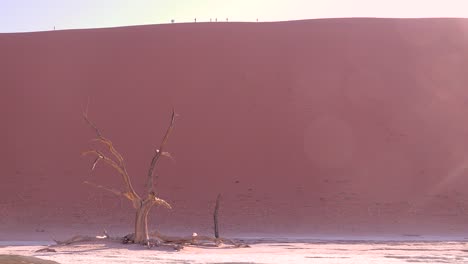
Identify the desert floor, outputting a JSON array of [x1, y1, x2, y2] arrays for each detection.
[[1, 237, 468, 264]]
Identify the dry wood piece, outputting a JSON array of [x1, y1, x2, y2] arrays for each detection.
[[35, 248, 57, 253], [35, 230, 119, 252], [149, 231, 249, 248]]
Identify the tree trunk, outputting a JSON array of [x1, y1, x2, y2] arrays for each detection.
[[133, 198, 155, 244]]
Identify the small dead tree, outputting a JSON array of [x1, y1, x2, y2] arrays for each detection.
[[82, 108, 175, 245], [214, 194, 221, 239]]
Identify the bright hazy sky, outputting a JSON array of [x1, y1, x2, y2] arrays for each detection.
[[1, 0, 468, 33]]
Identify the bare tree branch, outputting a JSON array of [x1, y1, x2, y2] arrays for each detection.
[[82, 103, 102, 138], [84, 181, 122, 196], [82, 150, 125, 177], [146, 108, 176, 193], [82, 110, 142, 209], [91, 138, 125, 166], [91, 156, 102, 171], [153, 196, 172, 209], [83, 101, 125, 165]]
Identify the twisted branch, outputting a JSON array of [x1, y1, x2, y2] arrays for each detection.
[[146, 108, 176, 193], [82, 110, 141, 208]]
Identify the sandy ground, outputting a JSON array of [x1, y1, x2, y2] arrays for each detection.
[[1, 238, 468, 264]]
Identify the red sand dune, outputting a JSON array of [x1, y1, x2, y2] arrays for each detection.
[[2, 18, 468, 239]]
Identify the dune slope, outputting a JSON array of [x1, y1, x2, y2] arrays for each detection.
[[2, 18, 468, 238]]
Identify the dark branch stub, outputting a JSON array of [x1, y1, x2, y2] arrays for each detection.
[[214, 194, 221, 239], [146, 108, 176, 193]]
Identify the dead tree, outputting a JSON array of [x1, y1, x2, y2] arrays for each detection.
[[82, 108, 175, 245]]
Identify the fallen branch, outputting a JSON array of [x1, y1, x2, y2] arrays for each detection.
[[35, 230, 120, 252], [149, 231, 249, 248], [35, 228, 248, 253]]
